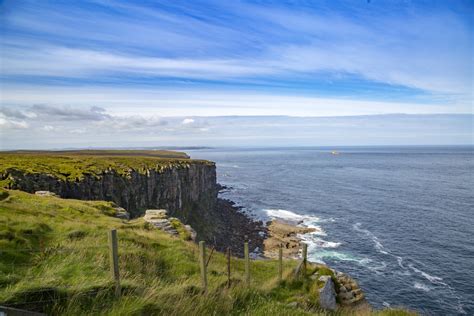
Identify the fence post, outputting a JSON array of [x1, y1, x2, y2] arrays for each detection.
[[108, 229, 121, 298], [278, 243, 283, 282], [244, 242, 250, 286], [302, 243, 308, 277], [226, 247, 231, 288], [199, 241, 208, 292]]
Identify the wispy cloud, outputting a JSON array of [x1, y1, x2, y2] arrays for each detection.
[[1, 1, 472, 96], [29, 104, 111, 121], [0, 0, 472, 148], [1, 85, 469, 117]]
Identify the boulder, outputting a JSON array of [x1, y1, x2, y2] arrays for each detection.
[[114, 207, 130, 220], [144, 209, 168, 220], [184, 225, 197, 241], [318, 276, 337, 311], [145, 209, 168, 219], [35, 191, 58, 197]]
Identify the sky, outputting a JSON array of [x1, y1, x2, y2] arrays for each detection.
[[0, 0, 473, 149]]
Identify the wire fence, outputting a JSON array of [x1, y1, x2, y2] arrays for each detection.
[[1, 228, 308, 313]]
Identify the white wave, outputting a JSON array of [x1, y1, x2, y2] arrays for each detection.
[[310, 250, 372, 265], [396, 256, 406, 269], [319, 217, 336, 223], [369, 261, 388, 273], [414, 282, 431, 292], [409, 264, 466, 314], [264, 208, 344, 262], [300, 234, 341, 249], [321, 241, 342, 248], [264, 209, 319, 222], [353, 222, 389, 255], [408, 264, 444, 284]]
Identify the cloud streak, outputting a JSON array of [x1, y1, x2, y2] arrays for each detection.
[[0, 0, 472, 149], [0, 104, 471, 149], [1, 0, 472, 96], [1, 85, 469, 117]]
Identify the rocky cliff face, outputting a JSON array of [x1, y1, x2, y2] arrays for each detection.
[[3, 164, 218, 239]]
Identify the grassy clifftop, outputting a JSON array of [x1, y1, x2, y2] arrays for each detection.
[[0, 150, 213, 184], [0, 189, 415, 315]]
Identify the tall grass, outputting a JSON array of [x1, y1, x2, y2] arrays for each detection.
[[0, 189, 416, 315]]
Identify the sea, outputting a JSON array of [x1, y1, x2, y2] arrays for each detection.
[[187, 146, 474, 316]]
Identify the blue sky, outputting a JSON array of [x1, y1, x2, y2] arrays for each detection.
[[0, 0, 473, 148]]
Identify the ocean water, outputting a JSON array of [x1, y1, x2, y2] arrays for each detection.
[[187, 146, 474, 315]]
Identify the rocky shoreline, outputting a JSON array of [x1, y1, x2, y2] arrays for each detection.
[[263, 219, 316, 259], [210, 197, 267, 257], [212, 187, 368, 310]]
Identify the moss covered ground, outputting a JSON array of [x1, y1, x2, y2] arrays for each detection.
[[0, 189, 416, 315]]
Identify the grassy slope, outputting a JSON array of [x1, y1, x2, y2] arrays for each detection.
[[0, 189, 415, 316], [1, 150, 191, 159], [0, 151, 213, 185]]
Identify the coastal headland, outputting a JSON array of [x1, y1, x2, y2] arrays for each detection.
[[0, 150, 414, 315]]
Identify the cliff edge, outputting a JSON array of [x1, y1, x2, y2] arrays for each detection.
[[0, 150, 263, 252]]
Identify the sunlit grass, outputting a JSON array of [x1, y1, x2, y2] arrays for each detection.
[[0, 189, 416, 315]]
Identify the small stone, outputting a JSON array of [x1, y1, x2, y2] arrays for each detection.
[[352, 289, 362, 296], [339, 291, 354, 301]]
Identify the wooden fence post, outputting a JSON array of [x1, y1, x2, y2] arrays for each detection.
[[226, 247, 231, 288], [108, 229, 121, 298], [244, 242, 250, 286], [199, 241, 207, 292], [278, 243, 283, 282], [302, 243, 308, 277]]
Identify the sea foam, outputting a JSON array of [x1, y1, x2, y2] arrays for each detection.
[[263, 208, 344, 262], [414, 282, 431, 292]]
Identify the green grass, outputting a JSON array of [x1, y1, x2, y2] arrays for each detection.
[[0, 151, 213, 185], [0, 189, 416, 315]]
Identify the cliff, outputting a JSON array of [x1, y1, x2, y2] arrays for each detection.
[[0, 151, 219, 240]]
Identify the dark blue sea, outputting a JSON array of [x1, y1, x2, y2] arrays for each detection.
[[187, 146, 474, 315]]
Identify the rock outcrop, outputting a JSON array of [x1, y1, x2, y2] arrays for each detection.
[[35, 190, 58, 197], [263, 219, 316, 258], [319, 275, 337, 311], [144, 209, 179, 236], [3, 163, 218, 240], [335, 271, 368, 307], [114, 207, 130, 220]]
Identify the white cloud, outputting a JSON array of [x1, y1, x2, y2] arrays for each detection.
[[0, 114, 29, 129], [42, 125, 56, 131], [69, 128, 86, 134], [1, 113, 471, 149], [182, 118, 195, 125]]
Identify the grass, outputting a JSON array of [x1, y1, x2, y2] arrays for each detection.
[[0, 150, 214, 186], [0, 189, 416, 315]]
